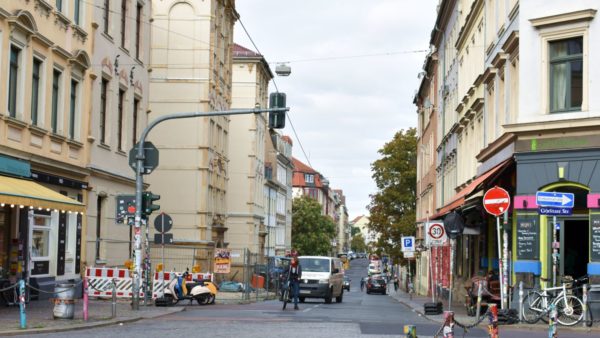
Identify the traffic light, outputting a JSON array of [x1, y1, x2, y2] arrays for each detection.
[[142, 191, 160, 217], [269, 92, 286, 129]]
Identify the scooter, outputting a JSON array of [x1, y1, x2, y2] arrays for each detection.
[[160, 270, 217, 306]]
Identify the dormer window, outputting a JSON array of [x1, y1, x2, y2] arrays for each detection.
[[305, 174, 314, 184]]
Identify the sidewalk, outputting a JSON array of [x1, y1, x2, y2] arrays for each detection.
[[387, 288, 599, 334], [0, 298, 184, 336]]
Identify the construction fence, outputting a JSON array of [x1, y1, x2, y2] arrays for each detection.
[[147, 244, 285, 302]]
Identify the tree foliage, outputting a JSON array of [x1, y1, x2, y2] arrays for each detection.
[[367, 128, 417, 263], [292, 196, 336, 256], [350, 233, 367, 253]]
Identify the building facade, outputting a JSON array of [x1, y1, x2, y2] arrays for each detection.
[[227, 44, 271, 255], [85, 0, 151, 267], [0, 1, 90, 294], [147, 0, 237, 255]]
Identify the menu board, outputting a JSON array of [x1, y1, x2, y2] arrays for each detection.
[[591, 214, 600, 261], [516, 216, 539, 260]]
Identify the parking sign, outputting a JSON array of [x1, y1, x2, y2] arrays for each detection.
[[401, 236, 415, 252]]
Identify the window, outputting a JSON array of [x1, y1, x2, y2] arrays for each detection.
[[132, 98, 139, 146], [51, 69, 62, 134], [95, 196, 103, 261], [103, 0, 110, 35], [118, 89, 125, 151], [32, 214, 51, 258], [56, 0, 62, 12], [8, 46, 20, 118], [100, 79, 108, 144], [69, 80, 78, 139], [31, 58, 42, 125], [549, 37, 583, 113], [304, 174, 314, 184], [74, 0, 81, 25], [121, 0, 127, 49], [135, 3, 142, 59]]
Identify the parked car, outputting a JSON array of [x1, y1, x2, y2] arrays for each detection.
[[343, 276, 351, 291], [366, 276, 387, 295], [368, 262, 381, 276]]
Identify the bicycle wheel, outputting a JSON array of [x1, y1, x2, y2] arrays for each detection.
[[0, 281, 16, 306], [554, 295, 583, 326], [522, 292, 544, 324], [282, 288, 289, 310]]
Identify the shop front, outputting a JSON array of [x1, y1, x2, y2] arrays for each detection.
[[513, 147, 600, 287], [0, 156, 85, 301]]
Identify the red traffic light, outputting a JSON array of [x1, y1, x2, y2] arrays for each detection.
[[127, 205, 136, 213]]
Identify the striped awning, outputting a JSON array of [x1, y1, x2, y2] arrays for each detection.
[[0, 175, 85, 213]]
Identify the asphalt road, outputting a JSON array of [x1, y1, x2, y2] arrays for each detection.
[[32, 258, 595, 337]]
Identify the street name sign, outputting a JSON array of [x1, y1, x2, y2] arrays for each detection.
[[426, 221, 447, 246], [535, 191, 574, 208], [538, 206, 573, 216], [401, 236, 415, 252]]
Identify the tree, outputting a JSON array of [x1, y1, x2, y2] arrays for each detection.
[[367, 128, 417, 263], [351, 226, 361, 237], [350, 233, 367, 253], [292, 196, 336, 256]]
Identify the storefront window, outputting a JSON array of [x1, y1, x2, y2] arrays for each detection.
[[31, 212, 52, 275], [31, 230, 49, 257]]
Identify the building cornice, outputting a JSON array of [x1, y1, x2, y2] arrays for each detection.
[[530, 9, 597, 29]]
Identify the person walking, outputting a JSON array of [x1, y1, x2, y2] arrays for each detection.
[[393, 275, 399, 292], [287, 255, 302, 310]]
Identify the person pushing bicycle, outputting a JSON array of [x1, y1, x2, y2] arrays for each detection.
[[285, 254, 302, 310]]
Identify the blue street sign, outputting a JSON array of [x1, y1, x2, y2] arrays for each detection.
[[536, 191, 575, 208], [401, 236, 415, 252], [538, 206, 573, 216]]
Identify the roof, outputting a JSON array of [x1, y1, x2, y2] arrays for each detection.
[[233, 44, 262, 57], [292, 157, 322, 188], [292, 157, 317, 174]]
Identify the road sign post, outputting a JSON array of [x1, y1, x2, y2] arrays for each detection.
[[536, 191, 575, 287], [483, 186, 511, 310]]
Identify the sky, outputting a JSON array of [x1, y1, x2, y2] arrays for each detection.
[[233, 1, 439, 220]]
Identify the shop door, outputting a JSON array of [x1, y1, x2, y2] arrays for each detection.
[[561, 219, 589, 279], [0, 207, 8, 277]]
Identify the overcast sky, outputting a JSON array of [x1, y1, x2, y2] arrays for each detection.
[[234, 1, 438, 220]]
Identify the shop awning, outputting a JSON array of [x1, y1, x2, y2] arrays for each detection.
[[431, 159, 512, 219], [0, 175, 85, 213]]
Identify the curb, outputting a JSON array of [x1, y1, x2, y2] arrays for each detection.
[[0, 307, 185, 336], [389, 293, 600, 333]]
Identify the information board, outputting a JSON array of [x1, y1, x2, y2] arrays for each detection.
[[591, 214, 600, 261], [516, 216, 539, 260]]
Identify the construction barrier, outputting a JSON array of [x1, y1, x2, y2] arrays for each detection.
[[152, 271, 213, 299], [85, 267, 144, 298]]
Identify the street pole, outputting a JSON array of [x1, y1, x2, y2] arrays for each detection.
[[131, 107, 288, 310], [502, 211, 509, 309], [496, 215, 505, 310], [552, 215, 558, 287], [449, 238, 454, 312]]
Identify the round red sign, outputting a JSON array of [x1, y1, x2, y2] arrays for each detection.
[[428, 223, 445, 239], [483, 186, 511, 216]]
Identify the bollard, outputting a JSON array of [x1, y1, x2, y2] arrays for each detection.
[[519, 281, 524, 323], [476, 281, 483, 319], [19, 279, 26, 329], [548, 303, 557, 338], [488, 303, 499, 338], [582, 284, 588, 328], [83, 277, 89, 321], [112, 278, 117, 319], [443, 311, 455, 338], [403, 325, 417, 338]]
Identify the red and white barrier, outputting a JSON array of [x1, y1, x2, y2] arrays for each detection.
[[85, 267, 144, 298], [152, 272, 213, 299]]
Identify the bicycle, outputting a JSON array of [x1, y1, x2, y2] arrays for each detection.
[[0, 279, 17, 306], [521, 278, 584, 326], [281, 269, 291, 310]]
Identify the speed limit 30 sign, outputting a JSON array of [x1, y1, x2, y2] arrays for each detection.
[[426, 221, 447, 246]]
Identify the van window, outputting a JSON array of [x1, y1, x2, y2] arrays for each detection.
[[299, 258, 330, 272]]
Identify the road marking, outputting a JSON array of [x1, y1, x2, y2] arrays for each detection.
[[302, 304, 319, 313]]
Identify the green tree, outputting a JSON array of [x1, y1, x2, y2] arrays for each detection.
[[351, 226, 361, 237], [292, 196, 336, 256], [367, 128, 417, 263], [350, 233, 367, 253]]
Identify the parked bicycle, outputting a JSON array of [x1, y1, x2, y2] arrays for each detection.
[[0, 279, 17, 306], [521, 277, 584, 326]]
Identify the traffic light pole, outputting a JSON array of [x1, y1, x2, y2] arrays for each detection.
[[132, 107, 288, 310]]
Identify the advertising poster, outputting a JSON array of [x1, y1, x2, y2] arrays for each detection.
[[214, 249, 231, 274]]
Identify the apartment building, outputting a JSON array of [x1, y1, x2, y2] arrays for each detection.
[[0, 1, 90, 295], [147, 0, 237, 255], [85, 0, 151, 267]]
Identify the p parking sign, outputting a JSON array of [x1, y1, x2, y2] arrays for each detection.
[[401, 236, 415, 252]]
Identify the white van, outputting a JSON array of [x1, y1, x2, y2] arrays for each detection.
[[298, 256, 344, 304]]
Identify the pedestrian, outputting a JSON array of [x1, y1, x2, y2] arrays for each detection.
[[393, 276, 399, 292], [360, 277, 366, 292], [287, 255, 302, 310]]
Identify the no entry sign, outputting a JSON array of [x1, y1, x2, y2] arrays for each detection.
[[483, 187, 511, 216]]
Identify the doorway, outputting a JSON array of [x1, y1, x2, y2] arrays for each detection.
[[561, 219, 589, 279]]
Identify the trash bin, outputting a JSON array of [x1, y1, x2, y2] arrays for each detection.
[[53, 284, 75, 319]]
